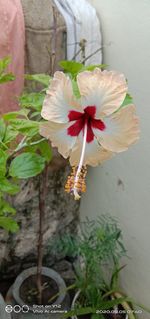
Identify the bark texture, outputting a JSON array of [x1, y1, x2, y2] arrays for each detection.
[[0, 165, 80, 279]]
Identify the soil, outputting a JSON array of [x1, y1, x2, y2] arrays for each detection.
[[20, 274, 58, 306], [0, 278, 15, 298]]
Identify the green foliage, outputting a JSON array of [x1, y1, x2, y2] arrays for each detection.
[[37, 140, 52, 163], [0, 217, 19, 233], [59, 60, 84, 75], [0, 119, 6, 141], [0, 198, 16, 215], [25, 74, 51, 87], [0, 195, 19, 233], [83, 64, 107, 71], [9, 119, 39, 138], [59, 60, 107, 79], [121, 93, 133, 107], [9, 153, 45, 179], [3, 109, 30, 121], [60, 60, 107, 100], [0, 178, 20, 194], [0, 57, 15, 84], [91, 314, 103, 319], [0, 56, 53, 233], [19, 92, 45, 112], [49, 215, 127, 316], [63, 297, 131, 319], [71, 79, 81, 99], [52, 215, 126, 263], [0, 149, 8, 176], [2, 126, 19, 145], [0, 57, 11, 72]]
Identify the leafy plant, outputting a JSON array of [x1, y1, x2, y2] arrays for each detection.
[[0, 58, 53, 233], [49, 216, 132, 318], [49, 216, 150, 318]]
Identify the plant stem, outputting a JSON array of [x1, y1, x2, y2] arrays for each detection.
[[81, 47, 102, 64], [79, 39, 87, 63], [10, 137, 46, 158], [37, 164, 49, 304]]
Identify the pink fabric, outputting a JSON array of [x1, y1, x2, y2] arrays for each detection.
[[0, 0, 25, 114]]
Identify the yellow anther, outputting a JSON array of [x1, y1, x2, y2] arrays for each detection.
[[65, 166, 87, 199]]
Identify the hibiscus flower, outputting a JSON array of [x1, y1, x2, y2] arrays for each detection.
[[40, 68, 139, 200]]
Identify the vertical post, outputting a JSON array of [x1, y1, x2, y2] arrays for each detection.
[[37, 4, 57, 305]]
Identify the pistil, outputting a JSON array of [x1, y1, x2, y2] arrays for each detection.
[[73, 123, 87, 200], [65, 124, 88, 200]]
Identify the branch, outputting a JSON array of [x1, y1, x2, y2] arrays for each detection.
[[81, 47, 102, 64], [9, 137, 46, 158]]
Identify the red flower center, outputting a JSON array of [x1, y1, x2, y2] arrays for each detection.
[[67, 106, 106, 143]]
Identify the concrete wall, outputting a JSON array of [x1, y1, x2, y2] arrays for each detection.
[[81, 1, 150, 317]]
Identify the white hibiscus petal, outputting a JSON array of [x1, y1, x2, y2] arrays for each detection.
[[41, 72, 82, 123], [77, 68, 127, 117], [69, 134, 113, 167], [93, 104, 140, 152], [40, 121, 77, 159]]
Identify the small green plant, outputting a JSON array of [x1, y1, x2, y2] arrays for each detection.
[[49, 216, 150, 319], [49, 216, 129, 318]]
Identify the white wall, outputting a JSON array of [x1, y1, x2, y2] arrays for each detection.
[[81, 1, 150, 317]]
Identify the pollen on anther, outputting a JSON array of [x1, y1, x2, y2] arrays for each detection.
[[65, 166, 87, 196]]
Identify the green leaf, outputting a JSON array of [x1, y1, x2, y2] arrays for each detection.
[[38, 140, 52, 163], [0, 57, 11, 73], [9, 119, 39, 137], [59, 60, 83, 75], [120, 93, 133, 108], [0, 73, 15, 84], [110, 265, 126, 289], [25, 74, 51, 87], [3, 109, 29, 121], [0, 57, 15, 84], [0, 149, 8, 177], [81, 64, 107, 72], [59, 61, 107, 80], [99, 297, 131, 309], [9, 152, 45, 178], [0, 119, 6, 141], [30, 111, 41, 119], [0, 199, 16, 215], [19, 92, 45, 111], [63, 307, 93, 318], [91, 314, 104, 319], [0, 216, 19, 233], [71, 79, 81, 99], [0, 178, 20, 195], [3, 125, 19, 144]]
